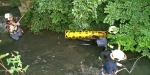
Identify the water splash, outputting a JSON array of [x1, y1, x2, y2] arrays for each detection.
[[80, 60, 100, 75], [0, 17, 6, 33]]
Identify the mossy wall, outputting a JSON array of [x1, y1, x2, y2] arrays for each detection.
[[9, 0, 21, 7], [0, 0, 21, 7], [0, 0, 10, 6]]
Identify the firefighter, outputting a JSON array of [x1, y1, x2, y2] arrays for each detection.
[[100, 50, 127, 75], [99, 26, 126, 75], [4, 13, 23, 40]]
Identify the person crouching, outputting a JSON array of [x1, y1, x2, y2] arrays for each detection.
[[99, 50, 127, 75]]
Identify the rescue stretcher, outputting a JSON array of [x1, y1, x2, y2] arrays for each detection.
[[65, 30, 107, 39]]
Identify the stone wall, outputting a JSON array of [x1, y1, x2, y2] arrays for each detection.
[[0, 0, 10, 6], [18, 0, 31, 13], [0, 0, 31, 13]]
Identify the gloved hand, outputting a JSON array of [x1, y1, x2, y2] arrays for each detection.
[[98, 56, 103, 60], [121, 65, 126, 68]]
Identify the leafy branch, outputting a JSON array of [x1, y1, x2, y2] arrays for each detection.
[[0, 51, 29, 75]]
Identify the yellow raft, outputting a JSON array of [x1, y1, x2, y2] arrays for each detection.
[[65, 30, 107, 39]]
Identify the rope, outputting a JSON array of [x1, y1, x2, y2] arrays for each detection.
[[18, 14, 25, 22], [125, 56, 144, 73], [115, 56, 144, 74]]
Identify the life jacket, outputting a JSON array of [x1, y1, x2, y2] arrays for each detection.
[[6, 21, 10, 31], [9, 24, 18, 35], [6, 18, 18, 34]]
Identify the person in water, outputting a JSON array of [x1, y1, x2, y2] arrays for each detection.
[[5, 13, 23, 40], [99, 26, 126, 75], [99, 49, 127, 75], [86, 26, 119, 50]]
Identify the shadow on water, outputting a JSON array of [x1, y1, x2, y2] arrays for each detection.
[[0, 6, 21, 17], [0, 27, 150, 75]]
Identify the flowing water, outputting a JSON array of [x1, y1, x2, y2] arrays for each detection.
[[0, 27, 150, 75], [0, 7, 150, 75], [0, 17, 6, 33]]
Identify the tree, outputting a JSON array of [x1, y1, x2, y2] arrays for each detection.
[[23, 0, 73, 32], [103, 0, 150, 58], [23, 0, 107, 32], [71, 0, 106, 30]]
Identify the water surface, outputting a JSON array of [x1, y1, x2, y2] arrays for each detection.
[[0, 27, 150, 75]]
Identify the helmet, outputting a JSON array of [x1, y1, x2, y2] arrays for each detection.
[[110, 50, 127, 61], [108, 26, 119, 34], [4, 13, 13, 20]]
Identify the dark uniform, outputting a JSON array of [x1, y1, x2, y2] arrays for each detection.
[[100, 50, 117, 74], [100, 44, 125, 75]]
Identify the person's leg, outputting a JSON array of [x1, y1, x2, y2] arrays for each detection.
[[112, 62, 117, 75], [10, 34, 19, 40], [103, 61, 113, 75]]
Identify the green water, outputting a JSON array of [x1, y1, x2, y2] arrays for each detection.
[[0, 27, 150, 75]]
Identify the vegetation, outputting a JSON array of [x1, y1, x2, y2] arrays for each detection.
[[103, 0, 150, 58], [23, 0, 150, 58], [22, 0, 107, 32], [0, 51, 29, 75]]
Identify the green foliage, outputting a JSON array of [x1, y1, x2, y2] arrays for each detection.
[[6, 51, 29, 74], [0, 51, 29, 75], [23, 0, 72, 33], [103, 0, 150, 58], [23, 0, 108, 32], [0, 53, 9, 59], [72, 0, 106, 30]]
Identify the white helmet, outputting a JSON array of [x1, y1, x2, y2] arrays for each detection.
[[110, 50, 127, 61], [108, 26, 119, 34], [4, 13, 13, 20]]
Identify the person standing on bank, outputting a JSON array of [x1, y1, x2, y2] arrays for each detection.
[[5, 13, 23, 40]]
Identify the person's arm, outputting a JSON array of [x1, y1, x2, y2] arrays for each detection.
[[12, 18, 20, 26], [5, 21, 10, 32], [12, 22, 20, 26], [116, 62, 126, 68], [99, 50, 110, 60], [92, 35, 100, 39], [116, 62, 122, 67], [99, 51, 105, 60], [89, 34, 100, 39]]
